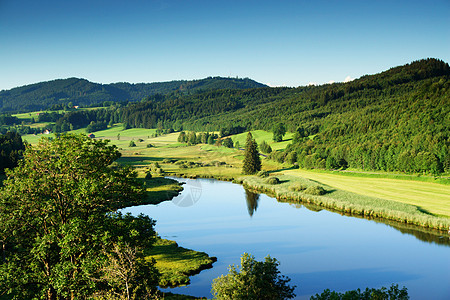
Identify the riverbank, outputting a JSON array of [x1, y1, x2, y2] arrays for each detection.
[[107, 130, 449, 231], [239, 174, 450, 232], [146, 238, 217, 288]]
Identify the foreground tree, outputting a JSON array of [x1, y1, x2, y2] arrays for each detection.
[[0, 134, 158, 299], [211, 253, 296, 300], [242, 132, 261, 174]]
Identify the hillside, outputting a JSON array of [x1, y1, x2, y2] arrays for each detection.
[[119, 58, 450, 175], [3, 58, 449, 175], [0, 77, 266, 112]]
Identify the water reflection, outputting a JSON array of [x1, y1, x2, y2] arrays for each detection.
[[286, 201, 450, 246], [244, 189, 260, 217]]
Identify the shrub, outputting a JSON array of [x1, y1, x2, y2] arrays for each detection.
[[289, 183, 307, 191], [257, 170, 269, 178], [145, 172, 152, 179], [129, 140, 136, 147], [259, 140, 272, 154], [304, 186, 326, 195], [146, 143, 154, 148], [265, 177, 280, 185]]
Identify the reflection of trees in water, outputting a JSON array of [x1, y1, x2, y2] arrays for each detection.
[[245, 189, 260, 217], [286, 200, 450, 246]]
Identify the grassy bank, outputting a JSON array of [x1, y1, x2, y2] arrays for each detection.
[[146, 238, 217, 288], [241, 175, 450, 231], [283, 169, 450, 218]]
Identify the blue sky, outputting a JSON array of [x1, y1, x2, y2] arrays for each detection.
[[1, 0, 449, 90]]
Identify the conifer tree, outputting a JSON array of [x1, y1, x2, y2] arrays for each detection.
[[242, 132, 261, 174]]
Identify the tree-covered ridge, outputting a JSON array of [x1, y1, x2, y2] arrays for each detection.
[[0, 76, 266, 113], [119, 58, 449, 174], [5, 58, 449, 175]]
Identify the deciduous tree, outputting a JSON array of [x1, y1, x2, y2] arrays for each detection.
[[0, 134, 157, 299], [211, 253, 296, 300]]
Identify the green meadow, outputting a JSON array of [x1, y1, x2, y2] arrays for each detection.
[[146, 238, 216, 288], [284, 169, 450, 218]]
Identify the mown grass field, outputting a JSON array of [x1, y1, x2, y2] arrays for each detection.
[[283, 169, 450, 218], [242, 174, 450, 230]]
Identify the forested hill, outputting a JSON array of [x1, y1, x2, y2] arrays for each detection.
[[119, 58, 449, 174], [0, 76, 266, 112]]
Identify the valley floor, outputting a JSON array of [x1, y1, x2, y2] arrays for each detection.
[[23, 127, 450, 230]]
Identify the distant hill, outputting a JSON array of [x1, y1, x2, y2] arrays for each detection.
[[0, 77, 266, 112], [118, 58, 449, 174]]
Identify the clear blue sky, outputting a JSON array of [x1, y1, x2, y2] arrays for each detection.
[[1, 0, 449, 90]]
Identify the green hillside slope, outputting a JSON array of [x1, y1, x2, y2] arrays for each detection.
[[0, 77, 266, 112]]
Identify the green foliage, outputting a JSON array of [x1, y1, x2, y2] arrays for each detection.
[[178, 131, 186, 143], [304, 185, 326, 195], [0, 77, 265, 113], [211, 252, 296, 300], [222, 137, 234, 148], [310, 284, 409, 300], [265, 177, 280, 185], [0, 134, 159, 299], [259, 140, 272, 154], [242, 132, 261, 175], [285, 151, 297, 165], [257, 170, 269, 178], [273, 122, 286, 142], [288, 183, 307, 191], [0, 132, 25, 173], [129, 140, 136, 147]]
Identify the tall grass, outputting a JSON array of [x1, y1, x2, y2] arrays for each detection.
[[242, 175, 450, 231]]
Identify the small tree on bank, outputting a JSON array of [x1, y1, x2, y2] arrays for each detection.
[[242, 132, 261, 174]]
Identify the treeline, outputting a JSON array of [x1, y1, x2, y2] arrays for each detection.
[[0, 77, 265, 113], [0, 132, 25, 173]]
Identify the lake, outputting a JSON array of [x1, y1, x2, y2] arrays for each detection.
[[123, 177, 450, 299]]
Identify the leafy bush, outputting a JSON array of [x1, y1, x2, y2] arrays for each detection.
[[265, 177, 280, 185], [304, 186, 326, 195], [259, 140, 272, 154], [222, 137, 234, 148], [288, 183, 307, 191], [129, 140, 136, 147], [257, 170, 269, 178], [146, 143, 154, 148]]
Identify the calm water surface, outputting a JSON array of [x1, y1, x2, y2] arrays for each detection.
[[122, 177, 450, 299]]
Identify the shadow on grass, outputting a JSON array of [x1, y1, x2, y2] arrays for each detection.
[[118, 156, 165, 164], [269, 166, 298, 173]]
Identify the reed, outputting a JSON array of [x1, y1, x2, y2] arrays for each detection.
[[242, 175, 450, 231]]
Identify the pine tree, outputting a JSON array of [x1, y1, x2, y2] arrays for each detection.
[[242, 132, 261, 174]]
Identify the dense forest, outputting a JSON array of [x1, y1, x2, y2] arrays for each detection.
[[119, 59, 450, 175], [0, 77, 266, 112], [2, 58, 449, 175]]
